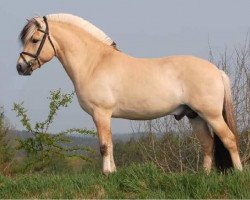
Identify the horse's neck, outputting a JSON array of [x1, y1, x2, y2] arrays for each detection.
[[50, 22, 107, 85]]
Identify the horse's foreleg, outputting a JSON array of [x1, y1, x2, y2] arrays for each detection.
[[92, 109, 116, 175], [189, 117, 214, 173]]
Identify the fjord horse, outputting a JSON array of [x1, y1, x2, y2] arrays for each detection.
[[16, 14, 242, 175]]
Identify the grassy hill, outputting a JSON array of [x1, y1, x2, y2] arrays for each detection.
[[0, 163, 249, 199]]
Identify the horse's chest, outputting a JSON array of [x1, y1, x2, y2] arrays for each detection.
[[75, 90, 94, 115]]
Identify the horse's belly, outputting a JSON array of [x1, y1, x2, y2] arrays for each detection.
[[112, 106, 182, 120], [112, 97, 182, 120]]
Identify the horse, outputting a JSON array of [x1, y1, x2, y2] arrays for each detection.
[[16, 13, 242, 175]]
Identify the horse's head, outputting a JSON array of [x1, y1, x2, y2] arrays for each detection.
[[17, 16, 56, 76]]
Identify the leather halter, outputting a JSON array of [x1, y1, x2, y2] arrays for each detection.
[[20, 16, 56, 69]]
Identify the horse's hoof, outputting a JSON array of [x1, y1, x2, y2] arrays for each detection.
[[102, 171, 109, 177], [102, 170, 116, 177]]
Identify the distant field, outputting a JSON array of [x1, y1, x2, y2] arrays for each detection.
[[0, 163, 249, 199]]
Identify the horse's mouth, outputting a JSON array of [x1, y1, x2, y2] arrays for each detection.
[[22, 69, 33, 76], [17, 68, 33, 76]]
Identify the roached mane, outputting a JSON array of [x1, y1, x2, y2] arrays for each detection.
[[19, 13, 117, 48]]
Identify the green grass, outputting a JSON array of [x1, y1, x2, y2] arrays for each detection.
[[0, 163, 249, 199]]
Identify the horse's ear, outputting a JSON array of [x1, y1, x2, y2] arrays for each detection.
[[32, 18, 42, 28]]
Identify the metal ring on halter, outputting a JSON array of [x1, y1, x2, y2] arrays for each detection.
[[20, 16, 56, 69]]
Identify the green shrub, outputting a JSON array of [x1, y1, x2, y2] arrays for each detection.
[[13, 90, 96, 173], [0, 107, 15, 175]]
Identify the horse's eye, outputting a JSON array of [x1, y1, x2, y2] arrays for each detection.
[[32, 39, 39, 44]]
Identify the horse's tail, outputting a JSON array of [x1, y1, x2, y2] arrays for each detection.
[[214, 71, 238, 171]]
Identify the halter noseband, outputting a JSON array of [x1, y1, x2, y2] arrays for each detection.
[[20, 16, 56, 69]]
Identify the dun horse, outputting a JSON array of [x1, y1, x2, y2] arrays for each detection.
[[16, 14, 242, 174]]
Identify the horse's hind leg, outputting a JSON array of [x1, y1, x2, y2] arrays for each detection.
[[205, 115, 242, 171], [92, 109, 116, 175], [189, 116, 214, 172]]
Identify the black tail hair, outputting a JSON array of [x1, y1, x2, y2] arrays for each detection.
[[214, 134, 233, 171]]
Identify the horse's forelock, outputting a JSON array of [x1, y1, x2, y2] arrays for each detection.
[[20, 18, 42, 45]]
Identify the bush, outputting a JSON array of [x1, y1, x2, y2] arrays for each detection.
[[13, 90, 96, 173], [112, 132, 202, 173], [0, 107, 15, 175]]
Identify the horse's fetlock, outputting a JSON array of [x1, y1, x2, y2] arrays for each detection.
[[100, 144, 108, 156]]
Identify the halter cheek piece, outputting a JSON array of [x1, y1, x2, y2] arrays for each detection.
[[20, 16, 56, 69]]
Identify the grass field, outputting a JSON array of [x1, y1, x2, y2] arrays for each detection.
[[0, 163, 249, 199]]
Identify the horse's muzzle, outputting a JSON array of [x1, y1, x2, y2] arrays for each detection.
[[16, 62, 32, 76]]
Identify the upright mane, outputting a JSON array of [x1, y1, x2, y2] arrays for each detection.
[[20, 13, 116, 48]]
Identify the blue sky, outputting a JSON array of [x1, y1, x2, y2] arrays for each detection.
[[0, 0, 249, 133]]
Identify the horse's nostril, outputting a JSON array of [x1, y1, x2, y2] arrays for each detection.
[[17, 63, 23, 74]]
